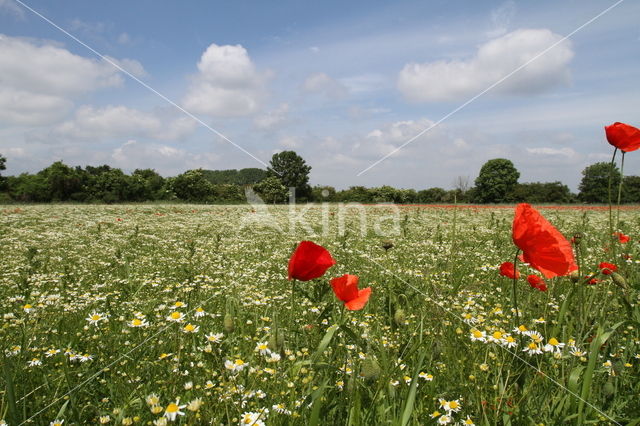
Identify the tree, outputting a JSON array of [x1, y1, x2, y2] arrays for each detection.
[[40, 161, 83, 201], [578, 162, 621, 203], [473, 158, 520, 203], [509, 182, 573, 204], [170, 169, 215, 202], [622, 175, 640, 203], [254, 176, 287, 204], [417, 188, 446, 203], [0, 154, 6, 191], [267, 151, 311, 201]]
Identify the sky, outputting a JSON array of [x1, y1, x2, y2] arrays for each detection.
[[0, 0, 639, 191]]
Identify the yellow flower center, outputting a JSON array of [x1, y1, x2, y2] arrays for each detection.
[[166, 403, 179, 413], [170, 312, 181, 319], [449, 401, 459, 409], [24, 304, 32, 309], [492, 331, 502, 340], [184, 324, 195, 332], [132, 319, 142, 326], [518, 325, 527, 332], [174, 302, 184, 307], [528, 343, 538, 350], [473, 330, 483, 338], [91, 315, 101, 321], [548, 337, 559, 346]]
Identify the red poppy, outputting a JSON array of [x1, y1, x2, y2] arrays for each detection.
[[512, 204, 578, 278], [585, 276, 601, 285], [288, 241, 336, 281], [614, 232, 630, 243], [527, 275, 547, 292], [598, 262, 617, 275], [330, 274, 371, 311], [499, 262, 520, 279], [605, 122, 640, 153]]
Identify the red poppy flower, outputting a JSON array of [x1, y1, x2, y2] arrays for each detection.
[[585, 276, 601, 285], [605, 122, 640, 153], [512, 204, 578, 278], [598, 262, 617, 275], [288, 241, 336, 281], [330, 274, 371, 311], [614, 232, 630, 243], [499, 262, 520, 279], [527, 275, 547, 292]]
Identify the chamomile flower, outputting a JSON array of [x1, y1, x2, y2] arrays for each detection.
[[462, 416, 475, 425], [173, 301, 187, 309], [239, 410, 267, 426], [167, 312, 185, 323], [194, 307, 206, 317], [503, 335, 517, 348], [523, 342, 543, 355], [205, 332, 223, 343], [513, 325, 528, 335], [183, 323, 199, 333], [23, 304, 34, 313], [45, 349, 60, 357], [129, 318, 149, 328], [470, 329, 486, 342], [418, 372, 434, 381], [146, 394, 160, 406], [255, 342, 271, 355], [272, 403, 292, 415], [487, 331, 505, 344], [28, 358, 42, 367], [225, 359, 247, 373], [86, 312, 108, 326], [164, 400, 186, 421], [50, 420, 64, 426], [186, 398, 203, 412], [543, 337, 565, 353], [437, 415, 452, 425]]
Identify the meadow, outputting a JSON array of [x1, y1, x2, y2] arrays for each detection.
[[1, 203, 639, 425]]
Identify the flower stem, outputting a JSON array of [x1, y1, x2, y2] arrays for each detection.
[[607, 148, 618, 261], [512, 249, 520, 325], [616, 151, 625, 230]]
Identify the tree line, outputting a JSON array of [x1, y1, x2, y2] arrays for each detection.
[[0, 152, 638, 204]]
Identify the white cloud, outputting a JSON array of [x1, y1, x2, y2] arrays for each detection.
[[355, 118, 444, 158], [0, 0, 23, 18], [254, 103, 289, 131], [0, 34, 145, 125], [111, 140, 219, 174], [55, 105, 196, 141], [302, 72, 348, 99], [526, 147, 577, 158], [398, 28, 574, 102], [182, 43, 268, 117]]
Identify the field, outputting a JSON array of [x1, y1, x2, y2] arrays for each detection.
[[1, 204, 639, 425]]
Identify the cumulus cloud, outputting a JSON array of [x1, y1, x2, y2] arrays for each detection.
[[398, 28, 574, 102], [302, 72, 348, 99], [254, 103, 289, 131], [111, 140, 219, 174], [0, 34, 145, 125], [182, 43, 268, 117], [354, 118, 445, 158], [526, 147, 577, 158], [54, 105, 196, 141]]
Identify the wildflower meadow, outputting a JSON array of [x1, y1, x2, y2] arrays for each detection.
[[1, 193, 639, 425]]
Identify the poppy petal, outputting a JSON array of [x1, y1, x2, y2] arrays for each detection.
[[605, 122, 640, 153], [288, 241, 336, 281], [345, 287, 372, 311], [330, 274, 359, 302]]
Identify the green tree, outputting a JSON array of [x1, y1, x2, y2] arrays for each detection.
[[473, 158, 520, 203], [417, 188, 446, 203], [267, 151, 311, 201], [254, 176, 287, 204], [311, 185, 337, 202], [622, 175, 640, 203], [170, 169, 215, 202], [40, 161, 83, 201], [0, 153, 6, 191], [509, 182, 573, 204], [578, 162, 621, 203], [131, 168, 165, 200]]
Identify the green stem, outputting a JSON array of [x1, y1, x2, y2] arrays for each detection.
[[607, 148, 618, 261], [512, 249, 520, 325], [616, 151, 625, 231]]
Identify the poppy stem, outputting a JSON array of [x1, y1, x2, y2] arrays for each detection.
[[512, 250, 520, 325], [616, 151, 625, 230], [607, 148, 618, 261]]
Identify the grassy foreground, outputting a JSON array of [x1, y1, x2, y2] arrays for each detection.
[[1, 204, 639, 425]]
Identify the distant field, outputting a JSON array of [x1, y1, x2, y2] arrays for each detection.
[[1, 204, 639, 425]]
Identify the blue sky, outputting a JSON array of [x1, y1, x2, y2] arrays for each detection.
[[1, 0, 639, 191]]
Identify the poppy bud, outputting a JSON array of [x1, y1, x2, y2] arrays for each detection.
[[610, 272, 628, 290], [361, 357, 381, 381], [382, 240, 394, 251], [603, 379, 615, 397], [394, 309, 406, 326], [223, 314, 235, 333], [268, 329, 285, 352]]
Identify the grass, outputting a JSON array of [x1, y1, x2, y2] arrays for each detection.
[[0, 203, 639, 425]]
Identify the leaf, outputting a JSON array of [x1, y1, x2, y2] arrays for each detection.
[[400, 351, 426, 426]]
